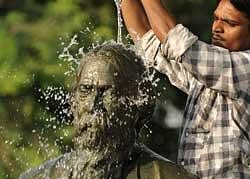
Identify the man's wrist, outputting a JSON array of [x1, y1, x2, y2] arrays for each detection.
[[141, 0, 161, 5], [121, 0, 138, 6]]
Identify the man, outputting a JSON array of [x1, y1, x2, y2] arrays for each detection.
[[121, 0, 250, 178], [19, 44, 197, 179]]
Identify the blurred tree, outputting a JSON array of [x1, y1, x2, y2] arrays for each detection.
[[0, 0, 117, 178]]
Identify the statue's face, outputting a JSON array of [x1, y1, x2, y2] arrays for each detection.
[[72, 54, 139, 154]]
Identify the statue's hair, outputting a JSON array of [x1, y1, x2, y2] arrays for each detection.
[[76, 44, 146, 88]]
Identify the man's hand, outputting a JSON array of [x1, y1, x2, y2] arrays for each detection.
[[121, 0, 176, 43]]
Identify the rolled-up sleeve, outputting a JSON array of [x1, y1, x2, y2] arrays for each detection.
[[161, 24, 198, 61], [136, 25, 197, 94]]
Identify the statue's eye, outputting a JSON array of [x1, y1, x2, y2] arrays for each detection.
[[78, 85, 93, 96]]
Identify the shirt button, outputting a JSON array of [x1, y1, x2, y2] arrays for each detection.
[[181, 160, 185, 166], [185, 132, 189, 137]]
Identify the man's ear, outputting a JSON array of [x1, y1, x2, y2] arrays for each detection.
[[248, 22, 250, 34], [247, 29, 250, 49]]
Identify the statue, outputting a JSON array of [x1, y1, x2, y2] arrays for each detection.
[[19, 44, 197, 179]]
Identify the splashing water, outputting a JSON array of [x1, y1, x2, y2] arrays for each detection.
[[114, 0, 123, 44], [59, 35, 79, 64], [40, 86, 72, 120], [19, 0, 178, 176], [0, 2, 186, 178], [58, 35, 82, 76]]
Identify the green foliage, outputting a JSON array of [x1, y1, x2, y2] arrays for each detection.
[[0, 0, 117, 178], [0, 0, 215, 178]]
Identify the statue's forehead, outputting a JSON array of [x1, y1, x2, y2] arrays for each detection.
[[79, 58, 118, 86]]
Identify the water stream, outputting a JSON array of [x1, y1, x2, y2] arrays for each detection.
[[114, 0, 123, 44]]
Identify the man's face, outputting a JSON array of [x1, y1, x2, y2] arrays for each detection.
[[212, 0, 250, 51], [73, 56, 138, 152]]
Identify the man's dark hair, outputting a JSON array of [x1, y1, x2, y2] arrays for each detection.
[[231, 0, 250, 18], [217, 0, 250, 18]]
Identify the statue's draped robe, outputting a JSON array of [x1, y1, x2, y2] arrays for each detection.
[[19, 147, 197, 179]]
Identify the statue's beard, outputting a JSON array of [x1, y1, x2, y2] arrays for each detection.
[[73, 111, 135, 156], [71, 148, 124, 179], [72, 112, 135, 179]]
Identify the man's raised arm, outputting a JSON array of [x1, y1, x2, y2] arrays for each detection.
[[141, 0, 176, 42], [121, 0, 151, 42]]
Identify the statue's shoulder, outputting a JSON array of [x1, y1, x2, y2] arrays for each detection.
[[19, 151, 79, 179], [126, 145, 198, 179], [127, 159, 198, 179]]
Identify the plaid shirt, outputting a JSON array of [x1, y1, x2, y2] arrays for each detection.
[[138, 24, 250, 178]]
